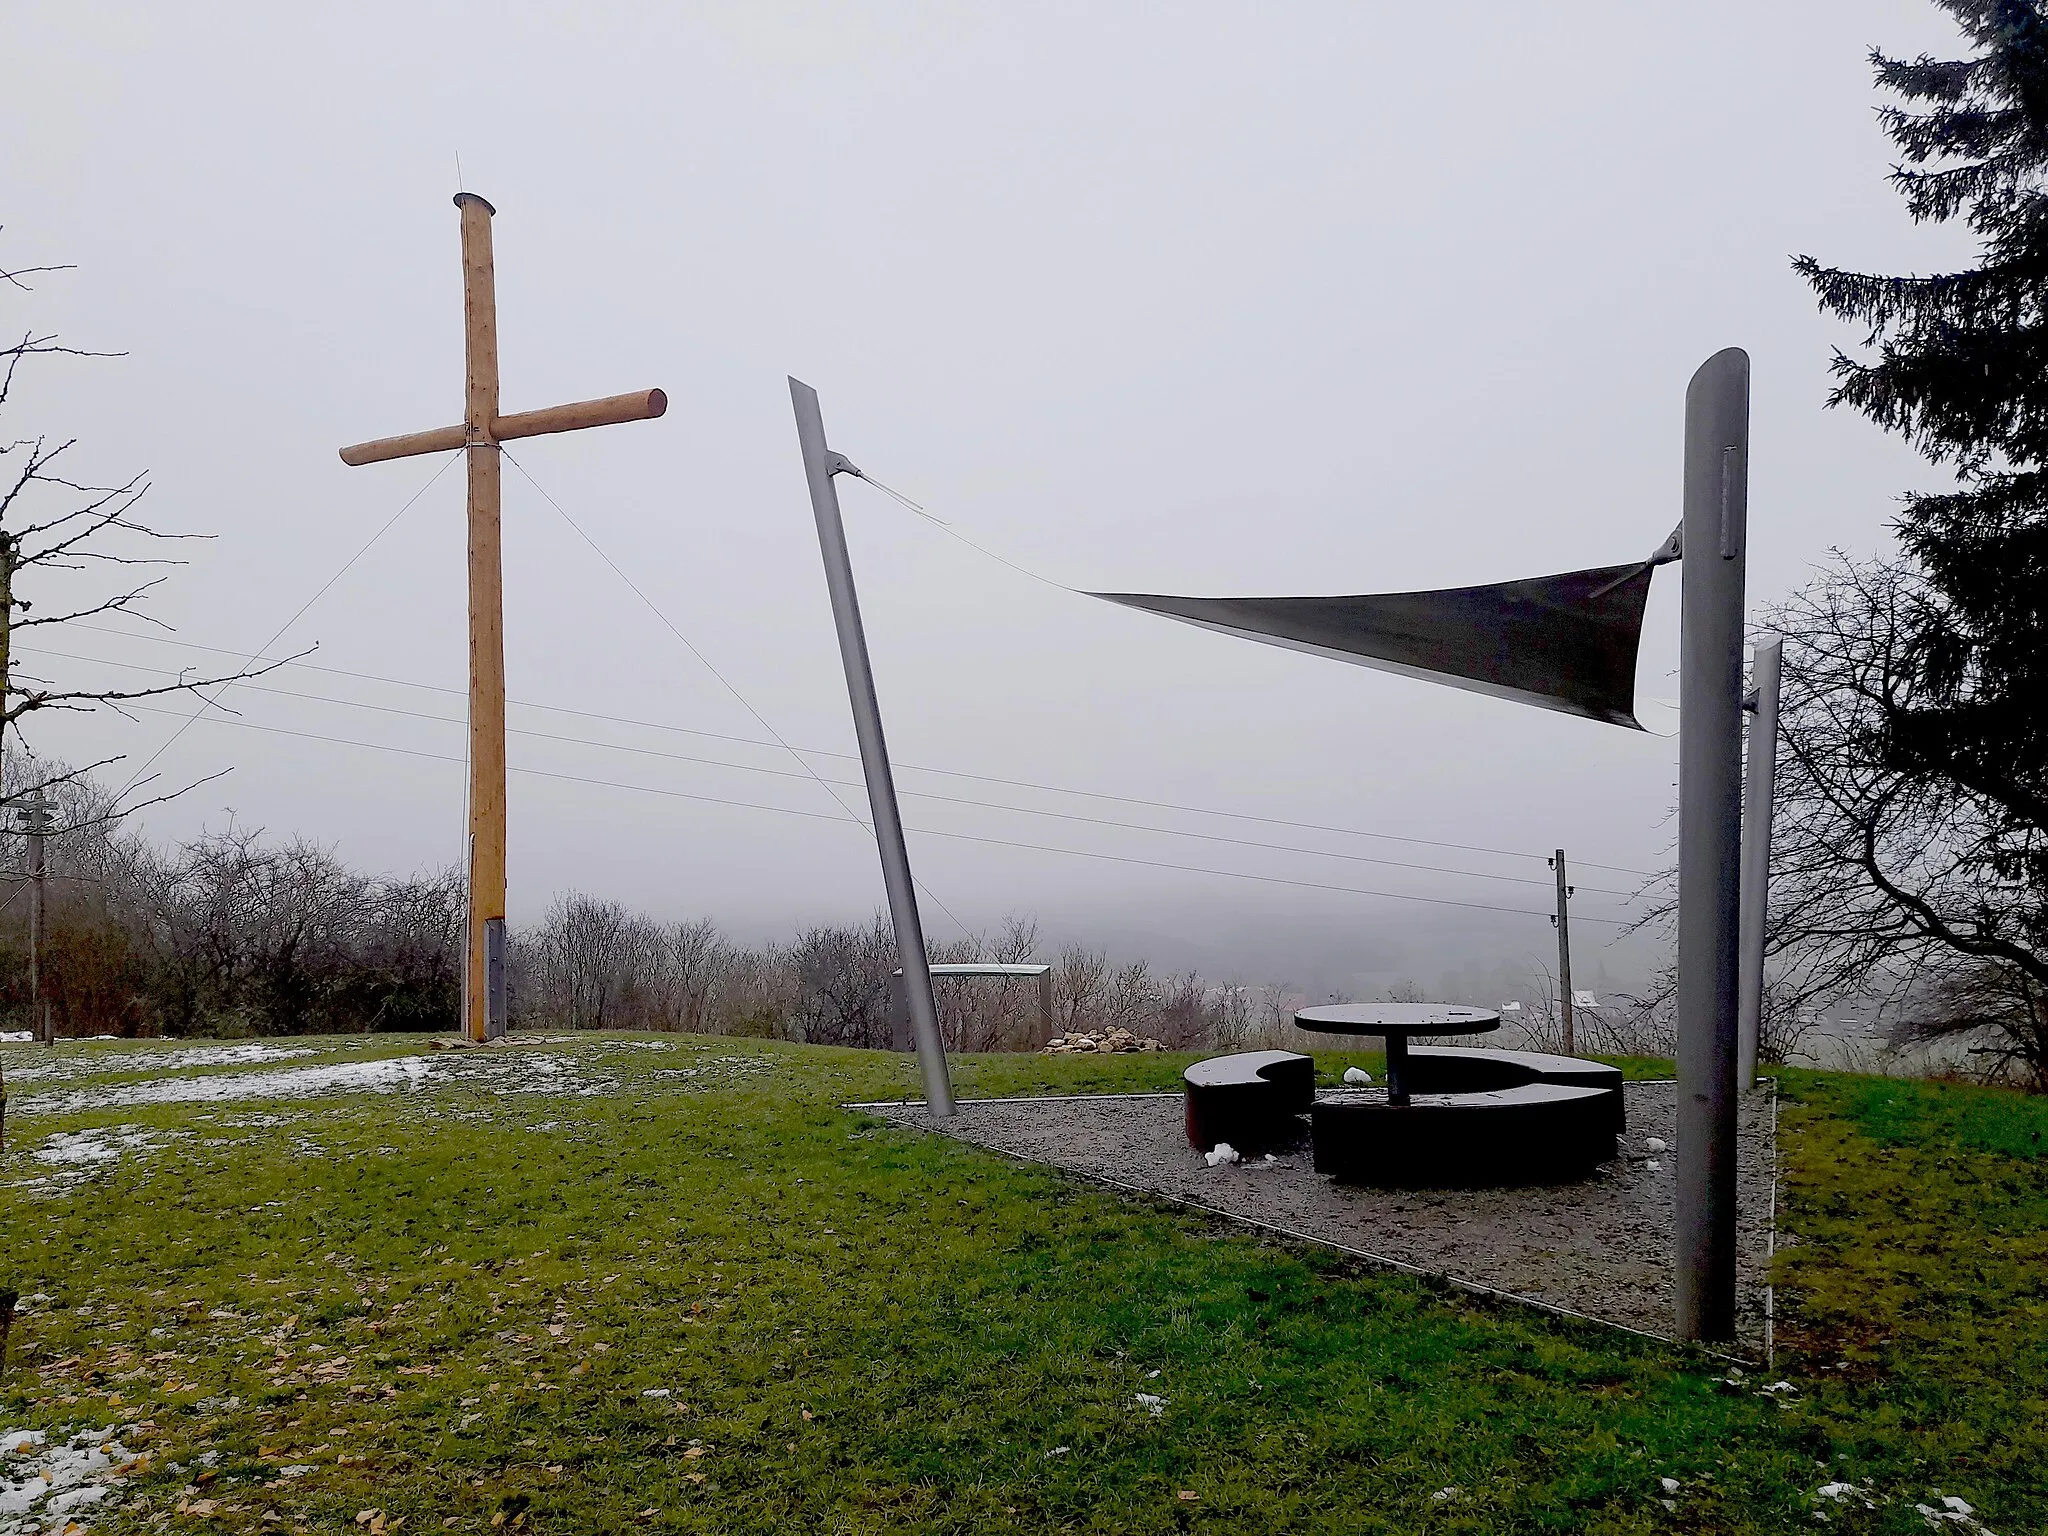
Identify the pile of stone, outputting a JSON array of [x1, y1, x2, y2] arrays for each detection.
[[1042, 1027, 1165, 1055]]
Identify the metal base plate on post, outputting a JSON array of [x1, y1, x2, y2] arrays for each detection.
[[484, 916, 508, 1041]]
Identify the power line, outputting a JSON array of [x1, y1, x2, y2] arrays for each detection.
[[61, 620, 1662, 880], [19, 645, 1649, 900], [114, 700, 1637, 927], [111, 452, 462, 798], [496, 447, 974, 942]]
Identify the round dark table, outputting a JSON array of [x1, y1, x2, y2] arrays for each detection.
[[1294, 1003, 1500, 1105]]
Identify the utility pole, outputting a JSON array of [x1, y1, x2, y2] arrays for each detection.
[[18, 789, 51, 1046], [1550, 848, 1574, 1055]]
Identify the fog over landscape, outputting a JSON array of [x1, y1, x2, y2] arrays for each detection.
[[0, 1, 1981, 997]]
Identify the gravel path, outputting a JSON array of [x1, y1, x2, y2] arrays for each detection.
[[862, 1081, 1774, 1351]]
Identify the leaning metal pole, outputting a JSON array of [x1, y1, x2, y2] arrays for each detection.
[[788, 377, 956, 1117], [1736, 635, 1783, 1091], [1676, 347, 1750, 1342]]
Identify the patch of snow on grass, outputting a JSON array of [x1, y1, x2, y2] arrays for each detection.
[[0, 1040, 323, 1088], [10, 1036, 769, 1122], [13, 1126, 189, 1198], [32, 1126, 177, 1167], [649, 1058, 772, 1086], [13, 1054, 437, 1115], [1915, 1493, 1997, 1534], [0, 1424, 135, 1533], [143, 1043, 321, 1072]]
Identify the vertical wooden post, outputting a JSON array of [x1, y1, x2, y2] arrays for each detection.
[[457, 192, 508, 1043], [1553, 848, 1573, 1055], [23, 789, 49, 1046]]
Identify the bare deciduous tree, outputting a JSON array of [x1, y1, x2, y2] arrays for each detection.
[[1053, 943, 1108, 1033], [791, 913, 897, 1048], [1765, 555, 2048, 1086], [0, 243, 291, 1156], [1, 254, 289, 819]]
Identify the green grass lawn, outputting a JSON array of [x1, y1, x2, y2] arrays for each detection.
[[0, 1037, 2042, 1534]]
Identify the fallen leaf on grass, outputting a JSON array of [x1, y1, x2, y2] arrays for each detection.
[[1178, 1491, 1199, 1502]]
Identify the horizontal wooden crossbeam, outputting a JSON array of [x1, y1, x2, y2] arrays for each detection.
[[338, 388, 668, 466]]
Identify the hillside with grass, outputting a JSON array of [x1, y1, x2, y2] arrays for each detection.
[[0, 1037, 2042, 1535]]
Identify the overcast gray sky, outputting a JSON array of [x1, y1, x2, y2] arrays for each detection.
[[0, 2, 1979, 994]]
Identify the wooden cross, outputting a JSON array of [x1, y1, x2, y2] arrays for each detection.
[[340, 192, 665, 1042]]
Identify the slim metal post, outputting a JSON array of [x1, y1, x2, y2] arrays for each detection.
[[1676, 347, 1749, 1342], [1737, 636, 1782, 1090], [788, 377, 955, 1117], [1552, 848, 1574, 1055]]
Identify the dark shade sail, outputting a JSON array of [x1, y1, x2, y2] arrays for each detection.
[[1092, 557, 1667, 729]]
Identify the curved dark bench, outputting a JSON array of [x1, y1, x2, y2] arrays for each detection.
[[1312, 1083, 1616, 1187], [1402, 1046, 1625, 1134], [1183, 1050, 1314, 1152]]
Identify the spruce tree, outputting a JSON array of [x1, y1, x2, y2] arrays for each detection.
[[1796, 0, 2048, 870]]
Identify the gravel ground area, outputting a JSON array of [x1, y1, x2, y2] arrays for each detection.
[[862, 1081, 1774, 1351]]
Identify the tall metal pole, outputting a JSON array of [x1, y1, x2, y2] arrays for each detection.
[[1737, 636, 1783, 1090], [1676, 347, 1749, 1342], [1552, 848, 1574, 1055], [788, 378, 956, 1117]]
